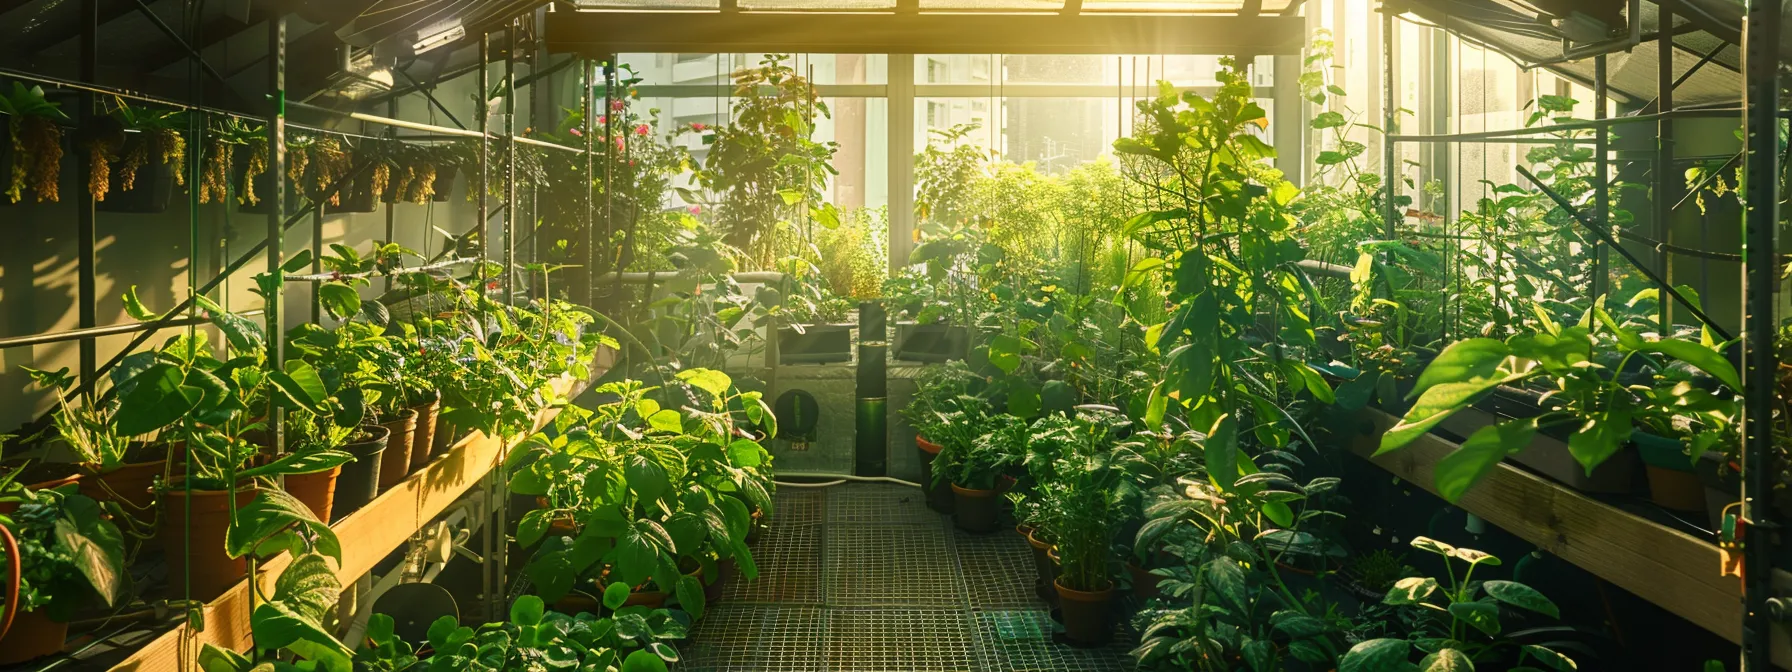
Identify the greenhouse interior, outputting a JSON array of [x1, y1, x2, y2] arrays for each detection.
[[0, 0, 1789, 670]]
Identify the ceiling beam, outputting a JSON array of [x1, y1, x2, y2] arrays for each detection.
[[12, 0, 144, 63], [545, 11, 1306, 55], [137, 13, 258, 76]]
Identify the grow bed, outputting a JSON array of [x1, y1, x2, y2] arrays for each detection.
[[1347, 408, 1792, 668], [99, 352, 612, 672]]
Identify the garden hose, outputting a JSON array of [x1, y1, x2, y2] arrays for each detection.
[[772, 473, 922, 489]]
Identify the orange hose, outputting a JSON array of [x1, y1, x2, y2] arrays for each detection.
[[0, 522, 19, 640]]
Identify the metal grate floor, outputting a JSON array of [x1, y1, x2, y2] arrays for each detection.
[[683, 483, 1136, 672]]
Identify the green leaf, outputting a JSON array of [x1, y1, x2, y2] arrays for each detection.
[[603, 581, 632, 610], [1411, 338, 1511, 399], [517, 509, 553, 548], [318, 284, 362, 321], [1383, 577, 1438, 606], [676, 368, 732, 398], [1448, 601, 1502, 636], [1409, 536, 1457, 556], [239, 450, 353, 479], [1636, 338, 1741, 391], [1379, 377, 1512, 455], [646, 409, 684, 434], [115, 363, 201, 436], [1311, 111, 1347, 129], [1434, 419, 1535, 502], [1419, 648, 1473, 672], [273, 552, 342, 624], [1005, 378, 1041, 418], [621, 650, 669, 672], [1521, 644, 1577, 671], [1205, 557, 1248, 610], [987, 334, 1025, 375], [1567, 405, 1633, 476], [122, 285, 165, 321], [624, 453, 672, 503], [675, 573, 706, 619], [1341, 639, 1414, 672], [1243, 639, 1277, 672], [1484, 580, 1560, 618], [510, 594, 545, 626], [270, 360, 329, 412], [54, 495, 125, 607], [1204, 415, 1239, 492], [227, 489, 342, 563]]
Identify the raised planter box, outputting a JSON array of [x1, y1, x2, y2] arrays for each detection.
[[1432, 392, 1639, 495], [778, 323, 853, 364], [892, 322, 968, 363]]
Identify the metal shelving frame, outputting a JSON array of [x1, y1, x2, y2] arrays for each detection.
[[0, 1, 618, 653], [1376, 0, 1785, 667]]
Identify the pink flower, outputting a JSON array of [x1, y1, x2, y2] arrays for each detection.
[[614, 137, 626, 151], [690, 122, 707, 132], [628, 160, 636, 167], [611, 100, 625, 111], [485, 280, 499, 291], [634, 124, 650, 136], [596, 115, 607, 126], [568, 128, 582, 137], [687, 205, 702, 215]]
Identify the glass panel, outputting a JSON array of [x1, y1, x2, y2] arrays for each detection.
[[918, 95, 1272, 174], [1078, 0, 1288, 12], [621, 54, 888, 86], [917, 54, 1273, 87]]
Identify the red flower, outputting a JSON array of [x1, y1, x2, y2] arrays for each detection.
[[634, 124, 650, 136], [596, 115, 607, 126], [690, 122, 707, 131], [610, 99, 625, 111], [485, 280, 499, 291], [688, 205, 702, 215], [569, 128, 583, 137]]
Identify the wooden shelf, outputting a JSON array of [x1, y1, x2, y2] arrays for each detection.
[[1350, 408, 1792, 667], [109, 355, 609, 672]]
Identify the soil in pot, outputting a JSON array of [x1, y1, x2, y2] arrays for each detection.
[[917, 437, 953, 514], [284, 463, 343, 523], [333, 426, 389, 522], [377, 410, 419, 491], [951, 484, 1000, 533], [0, 608, 69, 665], [408, 397, 442, 473], [1635, 431, 1704, 512], [1054, 579, 1115, 647], [160, 482, 258, 601]]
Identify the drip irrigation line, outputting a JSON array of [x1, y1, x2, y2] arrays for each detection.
[[772, 473, 922, 488], [1514, 165, 1734, 342]]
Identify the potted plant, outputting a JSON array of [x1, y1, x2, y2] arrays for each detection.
[[23, 365, 162, 543], [0, 82, 67, 204], [900, 360, 980, 513], [770, 257, 855, 365], [1043, 443, 1119, 646], [0, 486, 125, 665], [97, 100, 186, 214], [1632, 370, 1739, 512], [1342, 537, 1576, 670], [327, 145, 388, 214], [939, 412, 1020, 533]]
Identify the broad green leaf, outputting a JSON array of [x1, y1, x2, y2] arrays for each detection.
[[1205, 557, 1248, 610], [510, 594, 545, 626], [1521, 644, 1577, 671], [1204, 415, 1239, 492], [676, 368, 732, 398], [1484, 580, 1560, 618], [1341, 639, 1414, 672], [1567, 405, 1633, 476], [675, 573, 705, 619], [122, 285, 164, 321], [239, 450, 353, 479], [1410, 338, 1510, 400], [647, 409, 684, 434], [318, 284, 362, 321], [1383, 577, 1438, 606], [1448, 601, 1501, 636], [1637, 338, 1741, 391], [621, 649, 669, 672], [1435, 419, 1535, 502], [987, 334, 1025, 375], [1419, 648, 1473, 672], [1409, 536, 1456, 556], [54, 495, 125, 607], [115, 363, 201, 436]]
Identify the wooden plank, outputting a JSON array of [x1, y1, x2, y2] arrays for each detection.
[[1351, 408, 1792, 666], [109, 364, 602, 672]]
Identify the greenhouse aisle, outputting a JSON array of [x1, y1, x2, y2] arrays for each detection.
[[681, 483, 1137, 672]]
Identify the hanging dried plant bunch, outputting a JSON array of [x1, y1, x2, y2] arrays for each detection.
[[408, 162, 437, 203], [107, 101, 188, 193], [154, 128, 185, 187], [368, 154, 390, 202], [117, 135, 150, 193], [310, 136, 350, 205], [238, 137, 268, 206], [198, 135, 233, 204], [287, 139, 310, 186], [83, 117, 124, 202], [0, 83, 69, 203]]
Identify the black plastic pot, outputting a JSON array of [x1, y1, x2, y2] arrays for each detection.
[[237, 162, 296, 215], [98, 135, 173, 214], [331, 425, 390, 522], [894, 323, 969, 363], [1055, 579, 1114, 647], [951, 484, 1000, 533], [432, 166, 457, 202], [778, 324, 853, 364], [327, 181, 379, 214]]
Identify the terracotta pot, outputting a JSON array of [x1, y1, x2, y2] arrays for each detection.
[[1027, 529, 1058, 605], [431, 418, 461, 458], [916, 436, 953, 514], [408, 398, 442, 472], [378, 410, 419, 491], [0, 471, 83, 515], [160, 484, 258, 601], [1055, 578, 1115, 647], [706, 557, 738, 603], [747, 509, 765, 544], [1128, 561, 1164, 601], [0, 608, 68, 665], [332, 427, 389, 522], [951, 484, 1000, 533], [79, 459, 166, 512], [997, 473, 1018, 494], [284, 464, 343, 523], [624, 565, 703, 610], [1636, 431, 1705, 512], [551, 591, 601, 615]]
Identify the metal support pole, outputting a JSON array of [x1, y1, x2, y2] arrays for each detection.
[[265, 15, 287, 456], [76, 0, 97, 388], [887, 53, 916, 275], [311, 208, 323, 323], [581, 58, 595, 306], [477, 31, 494, 621], [1593, 55, 1609, 299], [1656, 12, 1677, 329], [1741, 0, 1782, 668], [1381, 9, 1397, 237], [603, 59, 617, 282], [505, 20, 518, 306], [385, 98, 398, 293]]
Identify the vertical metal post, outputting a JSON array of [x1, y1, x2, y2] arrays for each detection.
[[888, 54, 916, 275], [603, 60, 616, 280], [1655, 13, 1676, 329], [76, 0, 97, 387], [581, 58, 596, 307], [1381, 9, 1397, 237], [476, 30, 494, 621], [1592, 55, 1609, 299], [385, 99, 398, 292], [504, 20, 518, 306], [266, 15, 286, 454], [1741, 0, 1781, 668], [311, 208, 322, 323]]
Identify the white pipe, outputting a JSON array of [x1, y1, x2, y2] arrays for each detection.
[[773, 472, 922, 488]]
